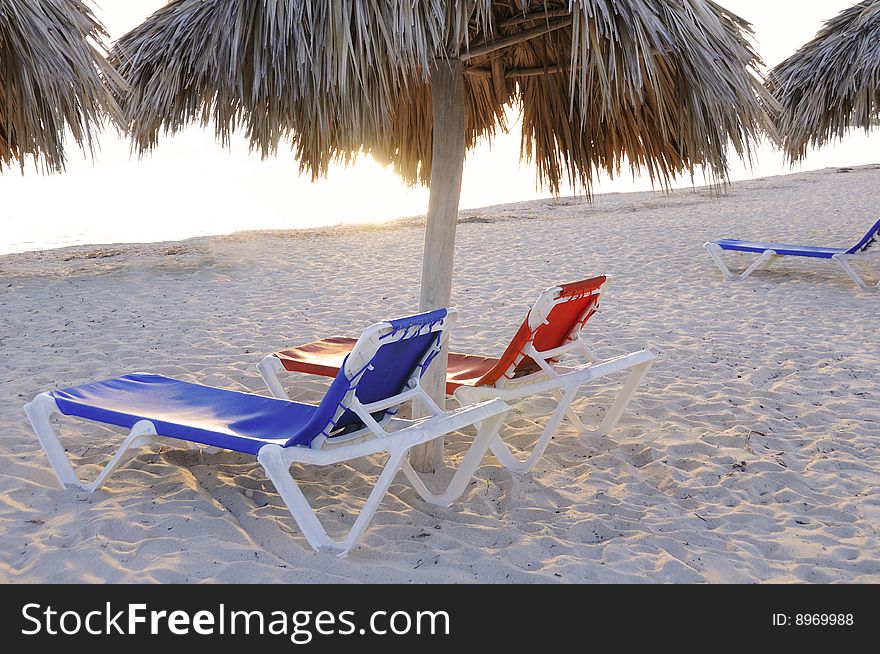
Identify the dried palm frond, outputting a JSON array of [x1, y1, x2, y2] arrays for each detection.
[[113, 0, 775, 193], [769, 0, 880, 162], [0, 0, 125, 172]]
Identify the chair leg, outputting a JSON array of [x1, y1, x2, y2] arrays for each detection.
[[257, 444, 413, 556], [705, 243, 775, 281], [833, 254, 880, 290], [488, 390, 574, 473], [586, 358, 654, 437], [258, 413, 506, 555], [257, 355, 290, 399], [705, 243, 737, 280], [740, 250, 776, 279], [488, 356, 653, 471], [399, 412, 506, 507], [553, 388, 587, 431], [24, 396, 158, 492]]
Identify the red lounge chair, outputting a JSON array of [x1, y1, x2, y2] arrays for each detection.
[[259, 276, 655, 471]]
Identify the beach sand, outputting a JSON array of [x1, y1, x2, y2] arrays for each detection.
[[1, 165, 878, 583]]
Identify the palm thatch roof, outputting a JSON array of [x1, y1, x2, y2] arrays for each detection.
[[112, 0, 775, 193], [0, 0, 124, 173], [769, 0, 880, 162]]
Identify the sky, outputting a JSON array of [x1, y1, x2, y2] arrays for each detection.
[[1, 0, 878, 254]]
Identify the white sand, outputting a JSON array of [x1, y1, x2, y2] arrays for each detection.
[[1, 165, 878, 583]]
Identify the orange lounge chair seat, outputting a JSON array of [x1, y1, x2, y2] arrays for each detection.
[[275, 337, 501, 394]]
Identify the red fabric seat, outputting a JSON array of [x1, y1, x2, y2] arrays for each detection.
[[276, 336, 356, 379], [276, 337, 500, 394], [274, 275, 607, 393]]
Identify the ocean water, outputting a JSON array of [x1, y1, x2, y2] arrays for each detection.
[[2, 124, 878, 255]]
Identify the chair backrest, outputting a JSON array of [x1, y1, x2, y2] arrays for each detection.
[[474, 276, 608, 387], [284, 308, 456, 447], [845, 217, 880, 254]]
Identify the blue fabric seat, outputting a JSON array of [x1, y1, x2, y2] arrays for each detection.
[[711, 217, 880, 259], [712, 239, 844, 258], [50, 373, 318, 455]]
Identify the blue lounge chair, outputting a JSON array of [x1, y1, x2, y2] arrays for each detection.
[[704, 217, 880, 289], [23, 308, 509, 555]]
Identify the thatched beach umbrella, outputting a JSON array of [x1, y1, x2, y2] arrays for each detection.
[[769, 0, 880, 161], [112, 0, 774, 470], [0, 0, 123, 172]]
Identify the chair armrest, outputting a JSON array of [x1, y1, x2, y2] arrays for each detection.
[[279, 398, 510, 465], [454, 349, 656, 403]]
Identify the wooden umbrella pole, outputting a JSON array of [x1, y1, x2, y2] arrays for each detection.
[[410, 57, 466, 474]]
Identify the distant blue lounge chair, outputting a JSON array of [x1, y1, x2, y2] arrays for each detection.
[[704, 217, 880, 289], [24, 309, 509, 555]]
